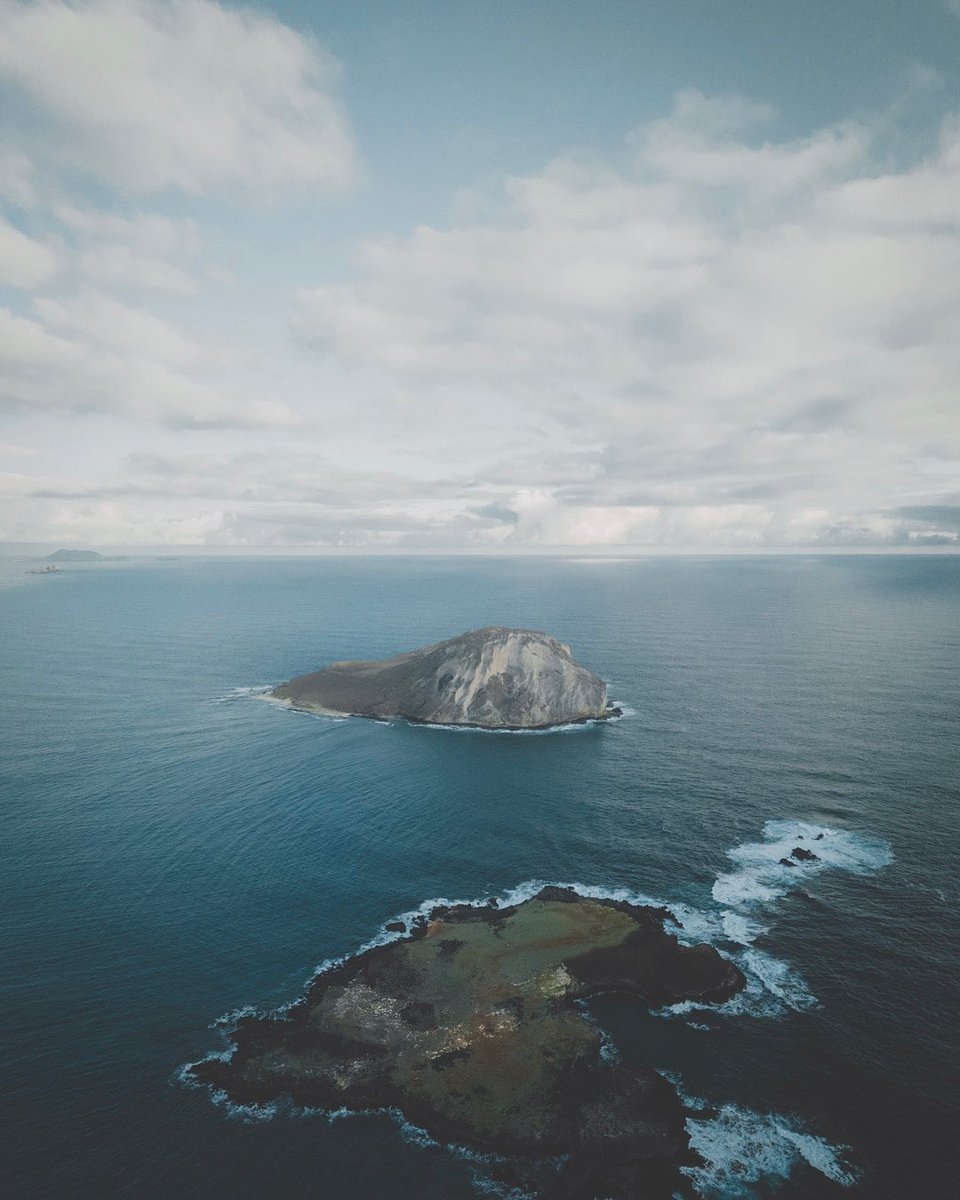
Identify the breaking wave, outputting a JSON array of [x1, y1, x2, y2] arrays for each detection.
[[712, 820, 893, 910], [214, 685, 273, 703], [651, 1074, 860, 1196], [655, 820, 892, 1023], [683, 1101, 859, 1196]]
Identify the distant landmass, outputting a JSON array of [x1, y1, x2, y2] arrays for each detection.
[[190, 887, 744, 1196], [43, 549, 127, 562], [272, 626, 621, 729]]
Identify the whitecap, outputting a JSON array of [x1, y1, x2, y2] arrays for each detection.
[[682, 1102, 859, 1196], [214, 685, 274, 703], [209, 1089, 279, 1123], [720, 912, 767, 946], [656, 945, 817, 1024], [737, 948, 818, 1012], [410, 717, 604, 736], [212, 1003, 260, 1028], [712, 820, 893, 911], [470, 1179, 537, 1200]]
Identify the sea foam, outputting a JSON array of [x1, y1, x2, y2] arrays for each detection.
[[682, 1102, 859, 1196], [713, 820, 893, 910], [655, 820, 890, 1023], [214, 685, 274, 703]]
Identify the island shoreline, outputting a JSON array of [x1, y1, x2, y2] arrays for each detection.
[[187, 887, 744, 1195], [259, 691, 624, 731]]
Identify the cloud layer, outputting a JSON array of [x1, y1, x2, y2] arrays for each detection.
[[291, 91, 960, 547], [0, 3, 957, 550]]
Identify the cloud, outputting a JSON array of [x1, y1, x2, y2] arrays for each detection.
[[4, 441, 955, 550], [292, 90, 960, 547], [0, 147, 39, 208], [0, 4, 355, 442], [0, 0, 357, 201], [4, 65, 958, 551], [0, 215, 57, 286], [0, 303, 298, 428], [33, 291, 204, 366], [53, 205, 203, 293], [1, 448, 512, 546], [894, 503, 960, 530]]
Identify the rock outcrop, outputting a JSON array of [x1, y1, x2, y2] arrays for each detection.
[[189, 888, 745, 1197], [271, 626, 618, 729]]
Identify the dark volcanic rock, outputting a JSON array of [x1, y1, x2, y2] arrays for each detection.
[[791, 846, 819, 862], [271, 626, 616, 729], [189, 889, 744, 1195]]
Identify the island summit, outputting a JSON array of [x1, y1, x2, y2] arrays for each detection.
[[271, 626, 621, 729]]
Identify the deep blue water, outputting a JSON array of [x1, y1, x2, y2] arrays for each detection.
[[2, 555, 958, 1199]]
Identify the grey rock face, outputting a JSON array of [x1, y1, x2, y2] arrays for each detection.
[[272, 627, 614, 729]]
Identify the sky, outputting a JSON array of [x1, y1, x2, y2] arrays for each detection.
[[1, 0, 959, 553]]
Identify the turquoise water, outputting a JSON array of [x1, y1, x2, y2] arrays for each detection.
[[2, 555, 958, 1198]]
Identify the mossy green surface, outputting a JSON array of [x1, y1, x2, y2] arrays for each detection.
[[194, 888, 744, 1189]]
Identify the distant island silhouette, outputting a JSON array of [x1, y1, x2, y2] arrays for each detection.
[[43, 549, 127, 562]]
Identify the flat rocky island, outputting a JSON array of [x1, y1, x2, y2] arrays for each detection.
[[190, 888, 744, 1197], [271, 626, 620, 729]]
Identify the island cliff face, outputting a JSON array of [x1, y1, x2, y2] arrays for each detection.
[[271, 626, 616, 729], [190, 888, 745, 1197]]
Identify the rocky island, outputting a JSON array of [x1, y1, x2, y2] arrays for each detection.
[[271, 626, 619, 729], [189, 888, 744, 1197]]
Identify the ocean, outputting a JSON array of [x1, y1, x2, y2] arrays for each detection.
[[2, 554, 957, 1198]]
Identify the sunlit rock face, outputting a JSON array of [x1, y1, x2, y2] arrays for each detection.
[[272, 626, 616, 729]]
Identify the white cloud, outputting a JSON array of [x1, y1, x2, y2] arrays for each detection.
[[0, 0, 357, 200], [292, 91, 960, 547], [3, 66, 958, 551], [0, 148, 39, 208], [0, 488, 228, 546], [54, 205, 203, 293], [0, 304, 298, 428], [34, 291, 205, 367], [4, 442, 956, 550], [0, 215, 57, 286], [635, 89, 868, 196], [0, 448, 490, 546]]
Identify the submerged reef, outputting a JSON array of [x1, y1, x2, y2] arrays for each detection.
[[271, 626, 621, 729], [190, 888, 744, 1196]]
